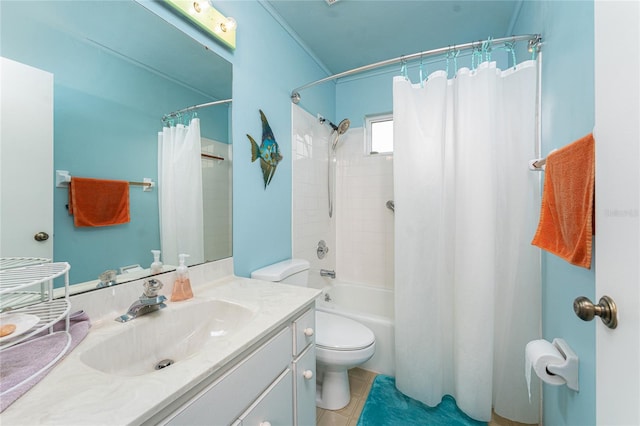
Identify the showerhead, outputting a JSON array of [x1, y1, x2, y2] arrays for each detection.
[[328, 118, 351, 151], [329, 118, 350, 135]]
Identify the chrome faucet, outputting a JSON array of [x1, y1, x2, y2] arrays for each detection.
[[115, 278, 167, 322], [320, 269, 336, 279]]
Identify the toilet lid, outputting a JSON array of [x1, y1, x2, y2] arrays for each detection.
[[316, 311, 375, 351]]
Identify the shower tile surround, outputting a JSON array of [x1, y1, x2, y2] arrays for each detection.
[[292, 105, 394, 289], [335, 128, 394, 288], [292, 105, 336, 272]]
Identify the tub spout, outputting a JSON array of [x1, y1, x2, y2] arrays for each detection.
[[320, 269, 336, 279]]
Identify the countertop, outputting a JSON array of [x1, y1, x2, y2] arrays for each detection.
[[0, 274, 320, 425]]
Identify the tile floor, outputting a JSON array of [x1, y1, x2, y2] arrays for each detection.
[[315, 368, 539, 426]]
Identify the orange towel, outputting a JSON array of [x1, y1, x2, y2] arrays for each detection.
[[532, 134, 595, 269], [68, 177, 130, 227]]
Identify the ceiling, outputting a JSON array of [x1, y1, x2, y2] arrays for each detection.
[[266, 0, 522, 75]]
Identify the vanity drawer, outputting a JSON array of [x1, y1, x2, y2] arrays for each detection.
[[238, 368, 293, 426], [166, 326, 292, 426], [293, 308, 315, 356]]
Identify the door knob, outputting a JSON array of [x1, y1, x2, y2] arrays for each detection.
[[34, 231, 49, 242], [573, 295, 618, 329]]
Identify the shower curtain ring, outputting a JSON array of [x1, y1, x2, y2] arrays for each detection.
[[445, 47, 451, 78], [483, 37, 493, 62], [452, 48, 459, 75], [400, 56, 408, 79], [419, 54, 426, 87]]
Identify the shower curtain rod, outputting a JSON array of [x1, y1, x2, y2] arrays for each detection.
[[162, 98, 232, 122], [290, 34, 542, 103]]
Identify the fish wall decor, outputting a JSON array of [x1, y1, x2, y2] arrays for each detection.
[[247, 109, 283, 189]]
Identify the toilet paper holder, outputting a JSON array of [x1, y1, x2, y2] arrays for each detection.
[[547, 338, 579, 391]]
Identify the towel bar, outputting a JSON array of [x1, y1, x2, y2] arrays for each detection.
[[55, 170, 154, 191]]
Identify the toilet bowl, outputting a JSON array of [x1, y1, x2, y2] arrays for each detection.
[[315, 311, 375, 410], [251, 259, 376, 411]]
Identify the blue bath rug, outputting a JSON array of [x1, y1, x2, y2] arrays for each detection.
[[357, 375, 486, 426]]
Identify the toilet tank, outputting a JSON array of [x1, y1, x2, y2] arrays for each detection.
[[251, 259, 310, 286]]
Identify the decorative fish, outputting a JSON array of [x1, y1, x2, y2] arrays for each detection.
[[247, 109, 283, 189]]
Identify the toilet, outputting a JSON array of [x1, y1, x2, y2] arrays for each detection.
[[251, 259, 376, 410]]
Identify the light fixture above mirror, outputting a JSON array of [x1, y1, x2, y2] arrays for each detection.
[[165, 0, 237, 49]]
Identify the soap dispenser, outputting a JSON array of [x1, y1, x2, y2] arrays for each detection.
[[150, 250, 163, 274], [171, 253, 193, 302]]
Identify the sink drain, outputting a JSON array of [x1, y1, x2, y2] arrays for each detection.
[[155, 359, 174, 370]]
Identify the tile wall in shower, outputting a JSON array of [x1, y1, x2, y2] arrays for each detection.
[[335, 129, 394, 289], [291, 105, 336, 271], [292, 105, 394, 290]]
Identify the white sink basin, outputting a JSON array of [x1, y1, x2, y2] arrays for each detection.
[[80, 299, 255, 376]]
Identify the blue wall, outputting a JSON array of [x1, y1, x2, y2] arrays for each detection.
[[223, 2, 334, 277], [1, 3, 229, 284], [513, 2, 596, 425]]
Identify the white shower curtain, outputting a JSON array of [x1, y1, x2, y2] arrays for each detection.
[[393, 61, 541, 423], [158, 118, 204, 266]]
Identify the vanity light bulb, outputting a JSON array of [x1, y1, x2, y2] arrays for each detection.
[[216, 17, 237, 33], [224, 17, 237, 31]]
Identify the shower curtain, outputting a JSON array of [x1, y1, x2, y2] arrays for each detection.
[[393, 61, 541, 423], [158, 118, 204, 266]]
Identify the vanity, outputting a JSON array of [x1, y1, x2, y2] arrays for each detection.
[[0, 259, 321, 425]]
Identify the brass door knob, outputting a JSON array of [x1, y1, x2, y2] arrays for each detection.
[[34, 231, 49, 242], [573, 295, 618, 329]]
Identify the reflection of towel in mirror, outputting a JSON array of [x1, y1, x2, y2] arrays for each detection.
[[68, 177, 130, 227], [532, 133, 595, 269], [0, 311, 91, 412]]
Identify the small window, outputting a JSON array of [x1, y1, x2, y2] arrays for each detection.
[[365, 113, 393, 155]]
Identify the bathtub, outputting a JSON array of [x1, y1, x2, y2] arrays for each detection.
[[309, 271, 395, 376]]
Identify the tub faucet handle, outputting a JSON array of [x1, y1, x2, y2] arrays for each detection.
[[317, 240, 329, 259]]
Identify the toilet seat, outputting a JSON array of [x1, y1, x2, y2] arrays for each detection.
[[316, 311, 375, 351]]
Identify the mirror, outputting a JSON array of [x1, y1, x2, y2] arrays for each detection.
[[0, 1, 232, 291]]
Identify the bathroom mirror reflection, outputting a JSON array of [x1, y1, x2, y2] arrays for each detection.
[[0, 1, 233, 291]]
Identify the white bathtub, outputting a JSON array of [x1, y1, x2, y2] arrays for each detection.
[[309, 271, 395, 376]]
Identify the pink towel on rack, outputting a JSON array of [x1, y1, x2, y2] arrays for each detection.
[[0, 311, 90, 412], [531, 133, 595, 269], [68, 177, 130, 227]]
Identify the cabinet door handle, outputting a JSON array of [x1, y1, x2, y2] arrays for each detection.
[[303, 327, 314, 337], [303, 370, 313, 380]]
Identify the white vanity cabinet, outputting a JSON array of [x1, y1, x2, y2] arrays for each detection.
[[161, 305, 316, 426], [292, 308, 316, 426]]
